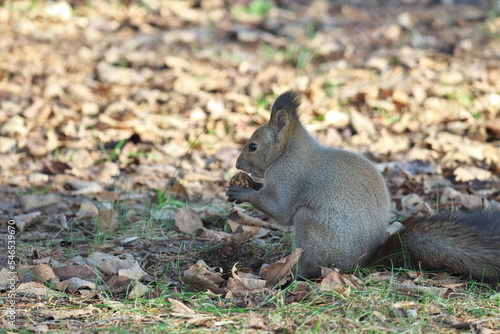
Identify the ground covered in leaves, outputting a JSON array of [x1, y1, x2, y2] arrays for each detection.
[[0, 0, 499, 333]]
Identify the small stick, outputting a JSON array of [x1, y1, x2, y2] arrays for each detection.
[[227, 208, 284, 231]]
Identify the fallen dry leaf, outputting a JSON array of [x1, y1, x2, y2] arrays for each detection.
[[39, 305, 98, 320], [227, 208, 283, 231], [227, 217, 268, 242], [392, 282, 450, 297], [169, 298, 197, 315], [52, 265, 98, 282], [454, 166, 494, 182], [198, 227, 232, 241], [96, 202, 119, 232], [67, 180, 104, 195], [75, 202, 99, 220], [174, 208, 204, 235], [227, 264, 267, 297], [18, 193, 61, 210], [105, 275, 134, 295], [87, 252, 146, 280], [247, 311, 267, 330], [15, 282, 49, 297], [259, 248, 303, 288], [319, 268, 357, 294], [182, 260, 225, 294], [401, 194, 430, 213], [65, 277, 97, 294], [0, 268, 20, 290], [127, 281, 148, 300], [11, 211, 41, 232], [32, 264, 59, 284], [168, 298, 215, 325]]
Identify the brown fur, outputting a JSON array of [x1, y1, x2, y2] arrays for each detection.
[[227, 91, 500, 282]]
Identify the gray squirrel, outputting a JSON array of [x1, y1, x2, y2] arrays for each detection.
[[227, 91, 500, 282]]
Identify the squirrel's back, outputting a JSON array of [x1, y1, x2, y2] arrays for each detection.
[[370, 210, 500, 282], [286, 146, 391, 277]]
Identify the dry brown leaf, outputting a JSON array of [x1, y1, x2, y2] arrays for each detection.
[[247, 311, 267, 330], [319, 268, 355, 294], [227, 264, 267, 297], [67, 180, 104, 195], [169, 298, 197, 315], [440, 186, 462, 205], [76, 202, 99, 220], [52, 265, 97, 282], [285, 282, 313, 303], [168, 297, 214, 324], [18, 193, 61, 210], [39, 305, 97, 320], [16, 282, 49, 297], [105, 275, 134, 295], [118, 261, 148, 280], [440, 186, 486, 209], [174, 208, 204, 235], [349, 108, 376, 138], [32, 264, 58, 284], [182, 260, 224, 294], [227, 208, 283, 231], [259, 248, 303, 287], [198, 227, 232, 241], [86, 252, 146, 279], [11, 211, 41, 233], [392, 282, 450, 297], [454, 166, 494, 182], [66, 277, 97, 293], [96, 161, 120, 183], [458, 194, 485, 210], [227, 219, 265, 241], [0, 268, 20, 290], [127, 281, 148, 299], [370, 130, 410, 155], [96, 202, 119, 232], [401, 194, 430, 213]]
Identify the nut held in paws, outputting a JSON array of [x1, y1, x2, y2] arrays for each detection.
[[229, 171, 254, 188]]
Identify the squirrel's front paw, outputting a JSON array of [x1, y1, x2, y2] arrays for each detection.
[[226, 186, 254, 204]]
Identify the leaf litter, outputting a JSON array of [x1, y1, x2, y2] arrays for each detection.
[[0, 0, 499, 332]]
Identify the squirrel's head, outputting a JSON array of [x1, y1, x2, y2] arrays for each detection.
[[236, 91, 301, 178]]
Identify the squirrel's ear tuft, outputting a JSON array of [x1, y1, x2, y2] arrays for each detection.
[[268, 91, 301, 143], [271, 91, 301, 118]]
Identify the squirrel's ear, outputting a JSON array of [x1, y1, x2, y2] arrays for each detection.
[[269, 91, 301, 143]]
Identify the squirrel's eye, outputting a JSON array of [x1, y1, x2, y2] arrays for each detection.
[[248, 143, 258, 152]]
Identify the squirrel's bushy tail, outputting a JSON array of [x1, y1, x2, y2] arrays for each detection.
[[370, 210, 500, 282]]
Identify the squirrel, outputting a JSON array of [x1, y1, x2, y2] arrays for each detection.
[[226, 91, 500, 282]]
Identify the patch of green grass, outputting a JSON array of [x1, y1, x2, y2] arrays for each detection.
[[487, 0, 500, 19], [257, 44, 279, 62], [375, 106, 400, 124], [27, 185, 55, 196], [99, 139, 126, 162], [257, 42, 318, 69], [232, 0, 272, 18], [256, 96, 270, 109], [455, 89, 482, 120], [296, 49, 317, 70], [313, 114, 325, 122], [304, 21, 317, 41], [324, 80, 341, 98]]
